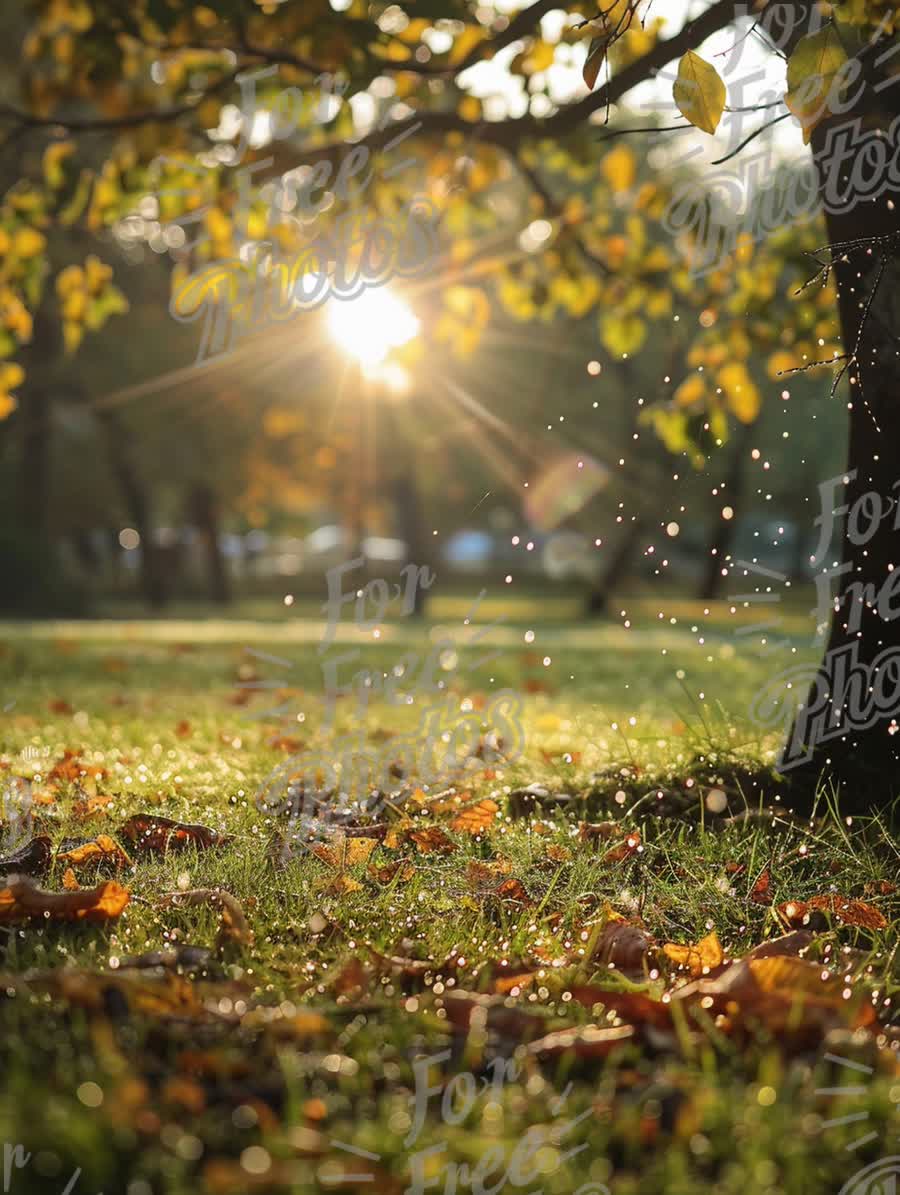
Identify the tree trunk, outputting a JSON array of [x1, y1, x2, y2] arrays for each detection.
[[95, 408, 168, 610], [189, 483, 231, 604], [585, 514, 644, 617], [394, 472, 429, 617], [18, 310, 55, 539], [699, 420, 753, 601], [782, 26, 900, 809]]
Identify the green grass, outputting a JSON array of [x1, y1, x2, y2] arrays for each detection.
[[0, 604, 897, 1195]]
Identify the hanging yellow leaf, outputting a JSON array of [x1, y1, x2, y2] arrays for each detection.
[[448, 25, 487, 66], [602, 144, 636, 193], [785, 26, 848, 143], [13, 227, 46, 259], [601, 313, 646, 356], [673, 51, 726, 135], [718, 362, 761, 423], [673, 374, 706, 407]]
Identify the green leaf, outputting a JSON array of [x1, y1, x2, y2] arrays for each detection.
[[673, 50, 726, 136]]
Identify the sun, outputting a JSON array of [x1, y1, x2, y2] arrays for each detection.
[[326, 287, 420, 367]]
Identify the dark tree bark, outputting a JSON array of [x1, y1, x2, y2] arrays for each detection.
[[586, 514, 645, 617], [189, 483, 231, 604], [18, 311, 55, 539], [393, 472, 429, 617], [95, 408, 168, 610], [699, 420, 754, 601], [781, 12, 900, 810]]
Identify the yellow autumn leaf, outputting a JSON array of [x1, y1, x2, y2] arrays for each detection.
[[63, 320, 83, 353], [448, 25, 487, 66], [13, 227, 46, 259], [663, 930, 724, 977], [602, 144, 636, 193], [785, 25, 848, 143], [0, 393, 18, 420], [673, 50, 726, 135], [673, 374, 706, 407], [767, 350, 799, 378], [718, 362, 761, 422], [457, 95, 482, 122], [600, 313, 646, 356], [43, 140, 74, 189], [56, 265, 85, 298], [0, 363, 24, 392], [524, 40, 555, 74]]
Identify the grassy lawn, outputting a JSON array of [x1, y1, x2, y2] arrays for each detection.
[[0, 602, 897, 1195]]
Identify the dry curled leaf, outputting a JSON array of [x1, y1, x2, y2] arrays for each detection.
[[603, 829, 642, 864], [0, 835, 52, 877], [367, 860, 416, 885], [312, 833, 377, 893], [663, 930, 725, 978], [592, 921, 654, 977], [47, 750, 106, 785], [119, 814, 232, 855], [62, 867, 79, 891], [408, 826, 456, 855], [0, 875, 129, 923], [578, 821, 622, 845], [57, 833, 131, 871], [750, 869, 773, 905], [776, 894, 888, 932]]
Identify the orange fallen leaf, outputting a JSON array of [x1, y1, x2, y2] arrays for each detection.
[[175, 720, 192, 739], [408, 826, 456, 854], [0, 876, 129, 923], [367, 860, 416, 885], [58, 834, 131, 870], [603, 829, 641, 863], [451, 798, 499, 834], [62, 867, 80, 891], [776, 894, 888, 931], [663, 930, 725, 977], [750, 869, 773, 905], [312, 834, 377, 893]]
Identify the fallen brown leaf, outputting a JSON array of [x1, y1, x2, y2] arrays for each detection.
[[603, 829, 642, 864], [0, 835, 52, 877], [750, 869, 773, 905], [408, 826, 456, 854], [0, 876, 129, 923], [119, 814, 232, 855], [776, 894, 888, 931]]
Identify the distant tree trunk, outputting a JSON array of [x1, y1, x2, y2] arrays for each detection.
[[585, 514, 645, 617], [394, 472, 429, 617], [95, 408, 167, 609], [783, 9, 900, 808], [189, 483, 231, 604], [699, 420, 754, 601], [18, 310, 55, 539]]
